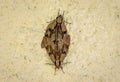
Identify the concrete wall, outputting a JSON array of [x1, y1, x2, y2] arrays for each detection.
[[0, 0, 120, 82]]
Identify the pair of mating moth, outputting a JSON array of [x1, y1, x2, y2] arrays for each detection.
[[41, 12, 70, 71]]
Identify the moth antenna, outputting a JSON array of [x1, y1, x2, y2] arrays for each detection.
[[63, 11, 65, 17], [58, 9, 60, 16], [46, 20, 52, 23]]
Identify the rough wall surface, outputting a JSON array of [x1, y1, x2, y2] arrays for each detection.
[[0, 0, 120, 82]]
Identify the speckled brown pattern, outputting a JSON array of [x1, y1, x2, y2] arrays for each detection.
[[0, 0, 120, 82], [41, 12, 70, 71]]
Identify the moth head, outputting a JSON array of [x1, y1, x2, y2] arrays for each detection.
[[56, 15, 63, 24]]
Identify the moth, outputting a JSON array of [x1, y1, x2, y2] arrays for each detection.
[[41, 11, 70, 71]]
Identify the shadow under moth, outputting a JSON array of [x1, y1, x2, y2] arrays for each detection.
[[41, 11, 70, 72]]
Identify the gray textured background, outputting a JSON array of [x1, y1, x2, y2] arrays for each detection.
[[0, 0, 120, 82]]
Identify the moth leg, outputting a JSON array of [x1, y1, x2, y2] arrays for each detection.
[[45, 63, 54, 65], [62, 62, 71, 66], [63, 16, 71, 25], [54, 67, 57, 75], [64, 20, 71, 25], [46, 20, 53, 23], [46, 18, 56, 23], [60, 66, 65, 73]]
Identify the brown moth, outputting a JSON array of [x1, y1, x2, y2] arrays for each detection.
[[41, 12, 70, 71]]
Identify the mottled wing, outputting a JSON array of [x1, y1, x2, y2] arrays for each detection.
[[47, 20, 56, 30], [41, 36, 47, 48], [63, 34, 70, 46], [62, 34, 70, 54], [60, 22, 70, 62], [41, 20, 56, 48], [61, 22, 67, 32]]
